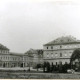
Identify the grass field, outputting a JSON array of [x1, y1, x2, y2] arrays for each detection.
[[0, 70, 80, 79]]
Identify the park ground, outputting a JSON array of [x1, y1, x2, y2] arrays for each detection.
[[0, 67, 80, 79]]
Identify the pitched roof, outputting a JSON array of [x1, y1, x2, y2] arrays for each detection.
[[10, 52, 24, 56], [25, 49, 43, 57], [0, 43, 9, 50], [25, 49, 43, 54], [44, 36, 80, 46]]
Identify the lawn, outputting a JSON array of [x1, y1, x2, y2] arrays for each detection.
[[0, 70, 80, 79]]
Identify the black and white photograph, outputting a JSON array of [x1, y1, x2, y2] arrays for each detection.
[[0, 0, 80, 79]]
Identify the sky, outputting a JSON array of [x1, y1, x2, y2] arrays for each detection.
[[0, 0, 80, 53]]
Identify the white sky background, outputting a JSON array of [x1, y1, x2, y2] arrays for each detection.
[[0, 0, 80, 53]]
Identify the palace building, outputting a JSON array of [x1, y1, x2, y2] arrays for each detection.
[[43, 36, 80, 65], [0, 43, 43, 68], [25, 49, 43, 67], [0, 44, 28, 68]]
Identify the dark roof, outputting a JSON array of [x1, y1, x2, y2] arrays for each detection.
[[25, 49, 43, 57], [44, 36, 80, 46], [0, 43, 9, 50], [25, 49, 43, 54], [10, 52, 24, 56]]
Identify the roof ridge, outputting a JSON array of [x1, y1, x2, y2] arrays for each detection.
[[44, 36, 79, 46]]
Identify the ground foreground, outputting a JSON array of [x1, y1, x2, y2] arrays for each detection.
[[0, 71, 80, 79], [0, 68, 80, 79]]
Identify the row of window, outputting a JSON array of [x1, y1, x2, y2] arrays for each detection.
[[55, 62, 68, 65], [46, 45, 79, 50], [46, 52, 72, 58], [0, 57, 20, 60], [0, 57, 27, 61], [47, 45, 62, 49], [0, 50, 9, 54]]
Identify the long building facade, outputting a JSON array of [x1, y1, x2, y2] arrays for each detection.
[[43, 36, 80, 65], [0, 44, 28, 68]]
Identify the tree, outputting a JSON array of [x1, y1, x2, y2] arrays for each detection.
[[58, 62, 63, 73], [36, 64, 41, 71], [43, 62, 47, 72], [70, 49, 80, 70], [51, 62, 54, 72], [46, 62, 50, 72], [62, 63, 70, 73]]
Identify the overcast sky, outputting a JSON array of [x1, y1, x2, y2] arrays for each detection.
[[0, 0, 80, 53]]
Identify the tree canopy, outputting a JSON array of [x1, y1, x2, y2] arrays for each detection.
[[70, 49, 80, 64]]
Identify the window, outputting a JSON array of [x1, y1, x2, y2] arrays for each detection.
[[13, 58, 14, 60], [4, 56, 5, 59], [65, 53, 67, 56], [1, 50, 2, 53], [60, 45, 62, 48], [18, 58, 20, 60], [8, 57, 9, 60], [69, 53, 72, 56], [6, 51, 9, 53], [65, 46, 67, 48], [65, 62, 67, 64], [55, 53, 57, 56], [47, 53, 49, 58], [6, 51, 8, 53], [60, 53, 62, 57], [51, 53, 53, 58], [56, 62, 57, 65], [51, 46, 53, 49], [75, 45, 77, 48], [47, 47, 48, 49]]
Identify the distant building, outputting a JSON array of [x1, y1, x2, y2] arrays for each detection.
[[43, 36, 80, 65], [0, 44, 28, 68], [25, 49, 43, 67], [9, 52, 28, 67]]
